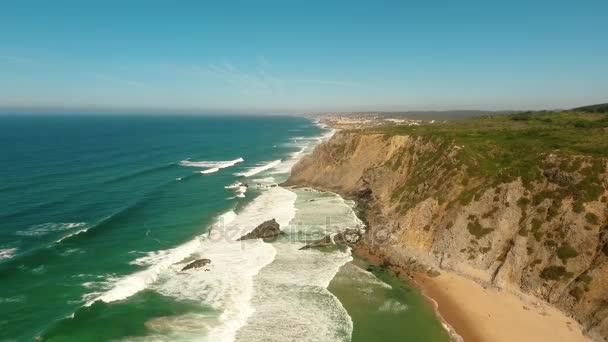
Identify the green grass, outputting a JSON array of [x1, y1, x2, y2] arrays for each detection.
[[369, 110, 607, 210], [376, 111, 608, 175]]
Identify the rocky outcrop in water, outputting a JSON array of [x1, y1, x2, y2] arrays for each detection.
[[181, 258, 211, 271], [300, 229, 362, 250], [286, 131, 608, 341], [237, 219, 284, 242]]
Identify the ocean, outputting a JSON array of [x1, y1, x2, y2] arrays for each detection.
[[0, 114, 449, 341]]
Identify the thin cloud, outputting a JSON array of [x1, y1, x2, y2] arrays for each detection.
[[0, 54, 148, 89], [0, 55, 38, 65], [201, 61, 280, 95], [193, 58, 364, 96], [290, 79, 363, 87], [88, 72, 148, 88]]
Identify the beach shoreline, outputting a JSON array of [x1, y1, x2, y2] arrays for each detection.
[[351, 244, 590, 342]]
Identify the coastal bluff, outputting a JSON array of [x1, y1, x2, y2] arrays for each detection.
[[285, 129, 608, 341]]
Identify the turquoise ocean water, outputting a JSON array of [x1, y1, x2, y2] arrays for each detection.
[[0, 115, 449, 342]]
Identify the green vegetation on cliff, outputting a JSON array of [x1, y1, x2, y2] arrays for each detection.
[[379, 110, 608, 165], [375, 110, 608, 212]]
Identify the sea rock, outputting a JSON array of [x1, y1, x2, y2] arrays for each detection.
[[181, 258, 211, 271], [300, 234, 333, 250], [237, 219, 284, 242], [333, 229, 363, 245], [300, 229, 362, 250]]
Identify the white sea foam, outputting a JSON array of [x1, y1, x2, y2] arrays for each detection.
[[16, 222, 86, 237], [181, 158, 244, 174], [217, 210, 237, 226], [57, 228, 89, 243], [379, 299, 408, 313], [292, 145, 307, 158], [234, 160, 281, 177], [224, 182, 242, 189], [200, 167, 220, 174], [235, 189, 359, 342], [84, 123, 347, 340], [0, 295, 25, 303], [153, 187, 296, 341], [0, 248, 17, 260], [319, 128, 337, 142], [59, 248, 84, 257], [313, 118, 331, 130], [85, 188, 297, 341], [250, 177, 275, 184], [225, 182, 248, 198], [236, 186, 247, 198], [86, 238, 203, 305]]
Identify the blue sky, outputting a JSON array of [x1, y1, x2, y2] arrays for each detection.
[[1, 0, 607, 113]]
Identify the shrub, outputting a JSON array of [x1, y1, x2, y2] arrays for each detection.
[[467, 219, 494, 239], [518, 227, 529, 236], [557, 243, 579, 263], [572, 200, 584, 213], [585, 212, 599, 225], [544, 240, 557, 247], [540, 266, 572, 280], [577, 274, 593, 284], [569, 287, 584, 301], [459, 190, 475, 205], [517, 197, 531, 209], [531, 218, 542, 232]]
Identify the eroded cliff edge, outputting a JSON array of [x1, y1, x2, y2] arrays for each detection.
[[285, 130, 608, 341]]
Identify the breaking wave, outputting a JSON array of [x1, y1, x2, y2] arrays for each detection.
[[0, 248, 18, 260], [16, 222, 87, 237], [82, 188, 297, 341], [234, 160, 281, 177], [224, 182, 248, 198], [180, 158, 244, 174]]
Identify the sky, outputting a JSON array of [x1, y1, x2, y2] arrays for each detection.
[[1, 0, 607, 113]]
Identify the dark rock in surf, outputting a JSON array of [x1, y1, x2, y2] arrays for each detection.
[[181, 258, 211, 271], [300, 234, 334, 250], [237, 219, 284, 242], [300, 229, 362, 250]]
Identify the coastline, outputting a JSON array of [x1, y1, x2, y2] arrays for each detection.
[[296, 117, 598, 342], [352, 244, 590, 342]]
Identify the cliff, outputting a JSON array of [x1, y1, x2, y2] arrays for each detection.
[[286, 120, 608, 341]]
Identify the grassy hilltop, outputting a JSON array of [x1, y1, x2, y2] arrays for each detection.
[[369, 107, 608, 210]]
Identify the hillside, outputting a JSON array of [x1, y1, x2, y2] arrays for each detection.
[[286, 110, 608, 341], [573, 103, 608, 113]]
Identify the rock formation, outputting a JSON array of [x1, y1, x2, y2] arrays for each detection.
[[286, 130, 608, 341], [181, 258, 211, 271], [300, 229, 362, 250], [238, 219, 284, 242]]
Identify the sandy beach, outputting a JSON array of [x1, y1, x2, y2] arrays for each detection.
[[352, 244, 590, 342], [414, 271, 590, 342]]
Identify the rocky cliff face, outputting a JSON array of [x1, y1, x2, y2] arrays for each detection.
[[286, 131, 608, 341]]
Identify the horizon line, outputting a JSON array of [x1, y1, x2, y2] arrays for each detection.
[[0, 104, 578, 116]]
